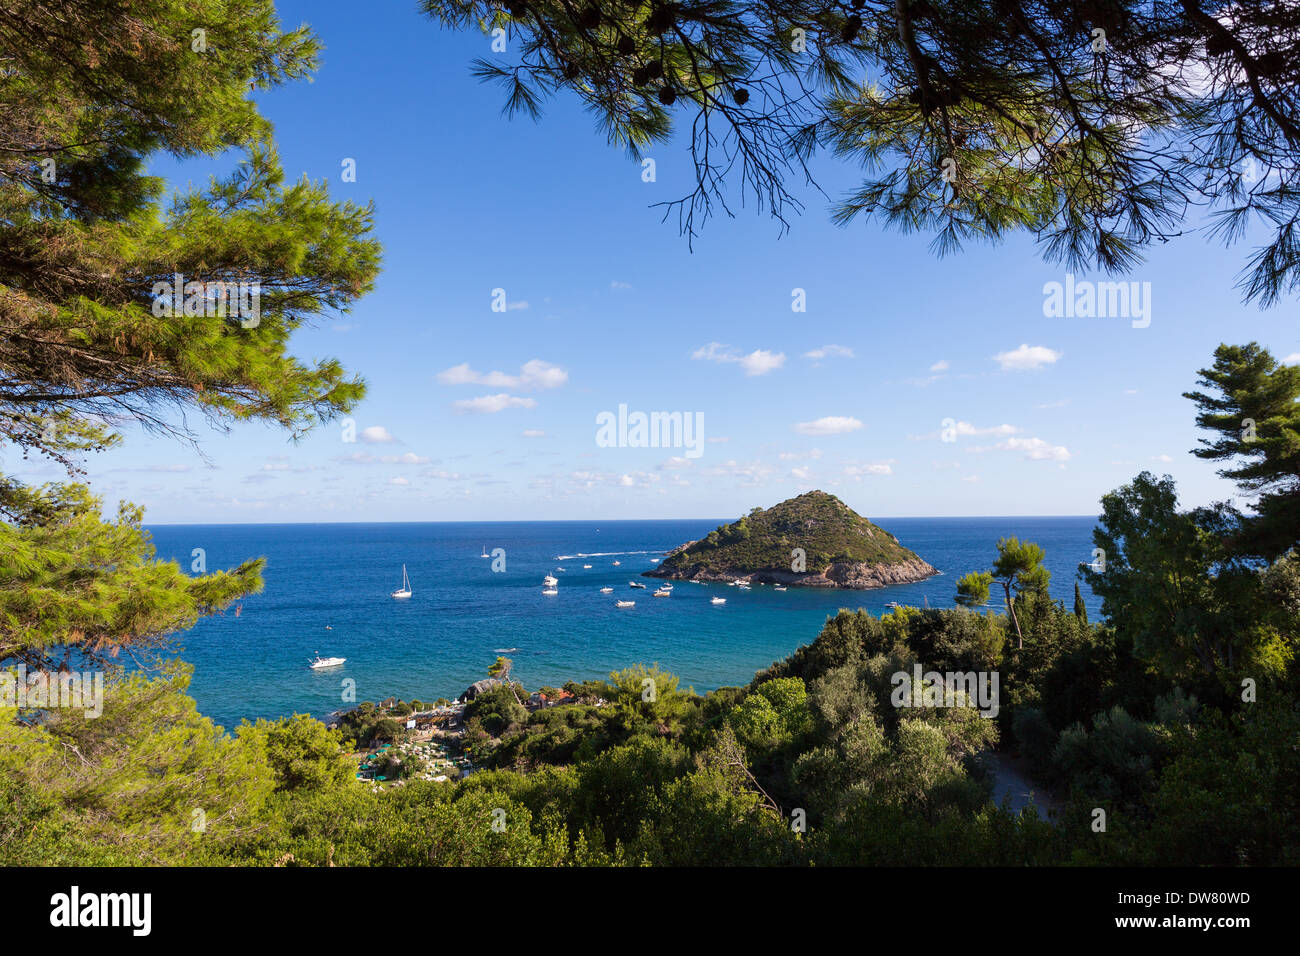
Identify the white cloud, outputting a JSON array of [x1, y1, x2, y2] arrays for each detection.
[[1283, 353, 1300, 365], [912, 421, 1018, 440], [522, 429, 546, 438], [659, 457, 693, 471], [794, 416, 864, 436], [970, 436, 1071, 461], [843, 462, 893, 478], [961, 475, 980, 483], [610, 280, 633, 290], [437, 359, 568, 390], [790, 466, 813, 480], [929, 359, 950, 372], [390, 476, 410, 486], [360, 426, 396, 444], [381, 453, 430, 465], [692, 342, 786, 376], [992, 344, 1062, 371], [1150, 453, 1173, 462], [453, 394, 538, 414], [804, 345, 855, 361]]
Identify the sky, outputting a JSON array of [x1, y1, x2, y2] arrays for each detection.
[[13, 1, 1299, 522]]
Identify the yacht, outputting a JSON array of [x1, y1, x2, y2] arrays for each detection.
[[615, 600, 635, 608], [309, 653, 346, 669], [612, 560, 621, 566], [653, 588, 671, 597], [711, 597, 727, 605], [599, 587, 614, 594], [885, 601, 902, 610], [543, 574, 558, 587], [773, 585, 787, 592], [391, 565, 412, 599], [583, 564, 592, 569], [629, 581, 647, 589]]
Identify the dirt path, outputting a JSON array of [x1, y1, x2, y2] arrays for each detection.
[[979, 751, 1060, 818]]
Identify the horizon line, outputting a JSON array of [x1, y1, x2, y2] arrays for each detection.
[[141, 514, 1102, 526]]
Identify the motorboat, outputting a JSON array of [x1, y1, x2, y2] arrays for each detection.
[[629, 581, 647, 589], [543, 574, 558, 587], [310, 654, 346, 669], [599, 587, 614, 593], [653, 588, 671, 597], [615, 600, 635, 608], [711, 597, 726, 605]]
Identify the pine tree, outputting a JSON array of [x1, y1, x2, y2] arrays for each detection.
[[0, 1, 380, 671], [1183, 343, 1300, 561], [421, 0, 1300, 305], [1073, 581, 1088, 624]]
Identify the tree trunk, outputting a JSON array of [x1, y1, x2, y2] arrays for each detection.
[[1004, 581, 1024, 650]]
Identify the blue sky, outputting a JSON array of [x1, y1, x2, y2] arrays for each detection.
[[15, 1, 1299, 522]]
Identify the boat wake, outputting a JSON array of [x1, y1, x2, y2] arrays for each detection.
[[556, 549, 664, 560]]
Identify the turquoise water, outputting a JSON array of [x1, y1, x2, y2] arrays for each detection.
[[146, 518, 1101, 728]]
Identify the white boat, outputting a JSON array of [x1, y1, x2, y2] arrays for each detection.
[[612, 560, 621, 566], [480, 545, 489, 558], [653, 588, 671, 597], [543, 574, 558, 587], [885, 601, 902, 610], [629, 581, 646, 589], [773, 585, 787, 591], [542, 588, 558, 596], [391, 565, 412, 599], [309, 653, 346, 669], [615, 600, 635, 608], [557, 567, 566, 572], [583, 564, 592, 569], [711, 597, 726, 605], [660, 583, 673, 590], [738, 584, 751, 590], [599, 587, 614, 593]]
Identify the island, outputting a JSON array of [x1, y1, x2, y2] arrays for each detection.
[[645, 490, 938, 589]]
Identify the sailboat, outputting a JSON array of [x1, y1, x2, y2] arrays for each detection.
[[480, 545, 489, 558], [391, 565, 412, 599]]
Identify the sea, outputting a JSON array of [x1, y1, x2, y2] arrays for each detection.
[[145, 517, 1102, 729]]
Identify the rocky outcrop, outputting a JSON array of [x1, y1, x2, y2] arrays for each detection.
[[647, 555, 938, 589]]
